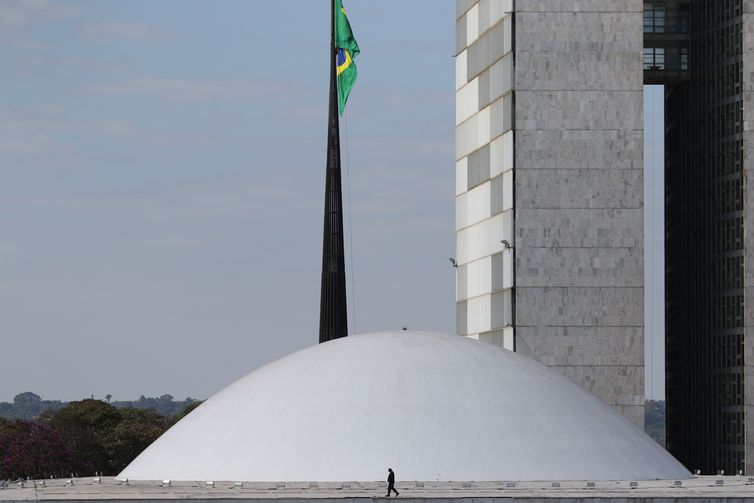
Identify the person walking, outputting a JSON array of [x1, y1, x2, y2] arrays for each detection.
[[386, 468, 399, 497]]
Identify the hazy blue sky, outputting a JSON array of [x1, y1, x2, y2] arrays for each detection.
[[644, 85, 664, 400], [0, 0, 456, 402], [0, 1, 666, 403]]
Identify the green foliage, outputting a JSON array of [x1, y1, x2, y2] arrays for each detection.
[[111, 395, 197, 416], [645, 399, 666, 447], [0, 417, 13, 435], [0, 393, 65, 421], [13, 392, 41, 405], [0, 393, 198, 421], [0, 393, 198, 476], [48, 399, 122, 474], [0, 420, 77, 480], [102, 408, 174, 473], [173, 401, 203, 421]]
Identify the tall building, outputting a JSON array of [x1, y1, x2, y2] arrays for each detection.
[[455, 0, 646, 427], [456, 0, 754, 475], [646, 0, 754, 475]]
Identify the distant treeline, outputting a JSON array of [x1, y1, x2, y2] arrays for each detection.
[[0, 396, 202, 480], [0, 392, 200, 421], [0, 392, 666, 481]]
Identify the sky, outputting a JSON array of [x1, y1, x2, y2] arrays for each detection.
[[0, 0, 456, 402], [0, 1, 667, 403], [644, 85, 665, 401]]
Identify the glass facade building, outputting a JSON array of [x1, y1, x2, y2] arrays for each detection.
[[654, 0, 752, 476]]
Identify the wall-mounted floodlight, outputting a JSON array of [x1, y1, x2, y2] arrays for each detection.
[[500, 240, 512, 250], [449, 258, 458, 268]]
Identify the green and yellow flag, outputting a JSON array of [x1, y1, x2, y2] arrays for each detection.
[[335, 0, 359, 115]]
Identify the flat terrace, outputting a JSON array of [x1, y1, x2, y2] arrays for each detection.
[[2, 476, 754, 502]]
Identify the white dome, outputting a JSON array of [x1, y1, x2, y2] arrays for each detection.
[[120, 331, 689, 482]]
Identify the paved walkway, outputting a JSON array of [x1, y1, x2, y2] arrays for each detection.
[[1, 476, 754, 501]]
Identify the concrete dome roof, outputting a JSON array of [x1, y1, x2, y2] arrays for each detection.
[[120, 331, 689, 482]]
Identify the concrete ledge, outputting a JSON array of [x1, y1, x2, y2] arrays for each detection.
[[2, 476, 754, 502]]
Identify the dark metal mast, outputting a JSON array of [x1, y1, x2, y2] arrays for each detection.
[[319, 0, 348, 343]]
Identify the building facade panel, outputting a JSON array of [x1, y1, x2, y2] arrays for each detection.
[[516, 208, 643, 249], [743, 0, 754, 476], [515, 286, 644, 328], [515, 169, 643, 210], [455, 1, 514, 348], [455, 0, 644, 426], [515, 130, 643, 171], [516, 326, 644, 366], [516, 247, 643, 288], [515, 0, 642, 12], [513, 2, 645, 426], [515, 90, 644, 131]]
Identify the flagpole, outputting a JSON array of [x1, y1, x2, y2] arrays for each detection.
[[319, 0, 349, 343]]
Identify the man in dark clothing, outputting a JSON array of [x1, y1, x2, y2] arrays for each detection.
[[386, 468, 399, 497]]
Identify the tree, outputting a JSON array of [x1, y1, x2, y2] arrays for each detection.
[[0, 420, 76, 480], [102, 408, 172, 473], [105, 394, 112, 404], [48, 399, 121, 475], [173, 401, 203, 422], [0, 417, 13, 434], [13, 392, 41, 405]]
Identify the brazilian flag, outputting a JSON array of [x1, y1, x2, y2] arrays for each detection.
[[335, 0, 359, 115]]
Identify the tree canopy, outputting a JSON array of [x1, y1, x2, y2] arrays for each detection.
[[0, 396, 199, 479]]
